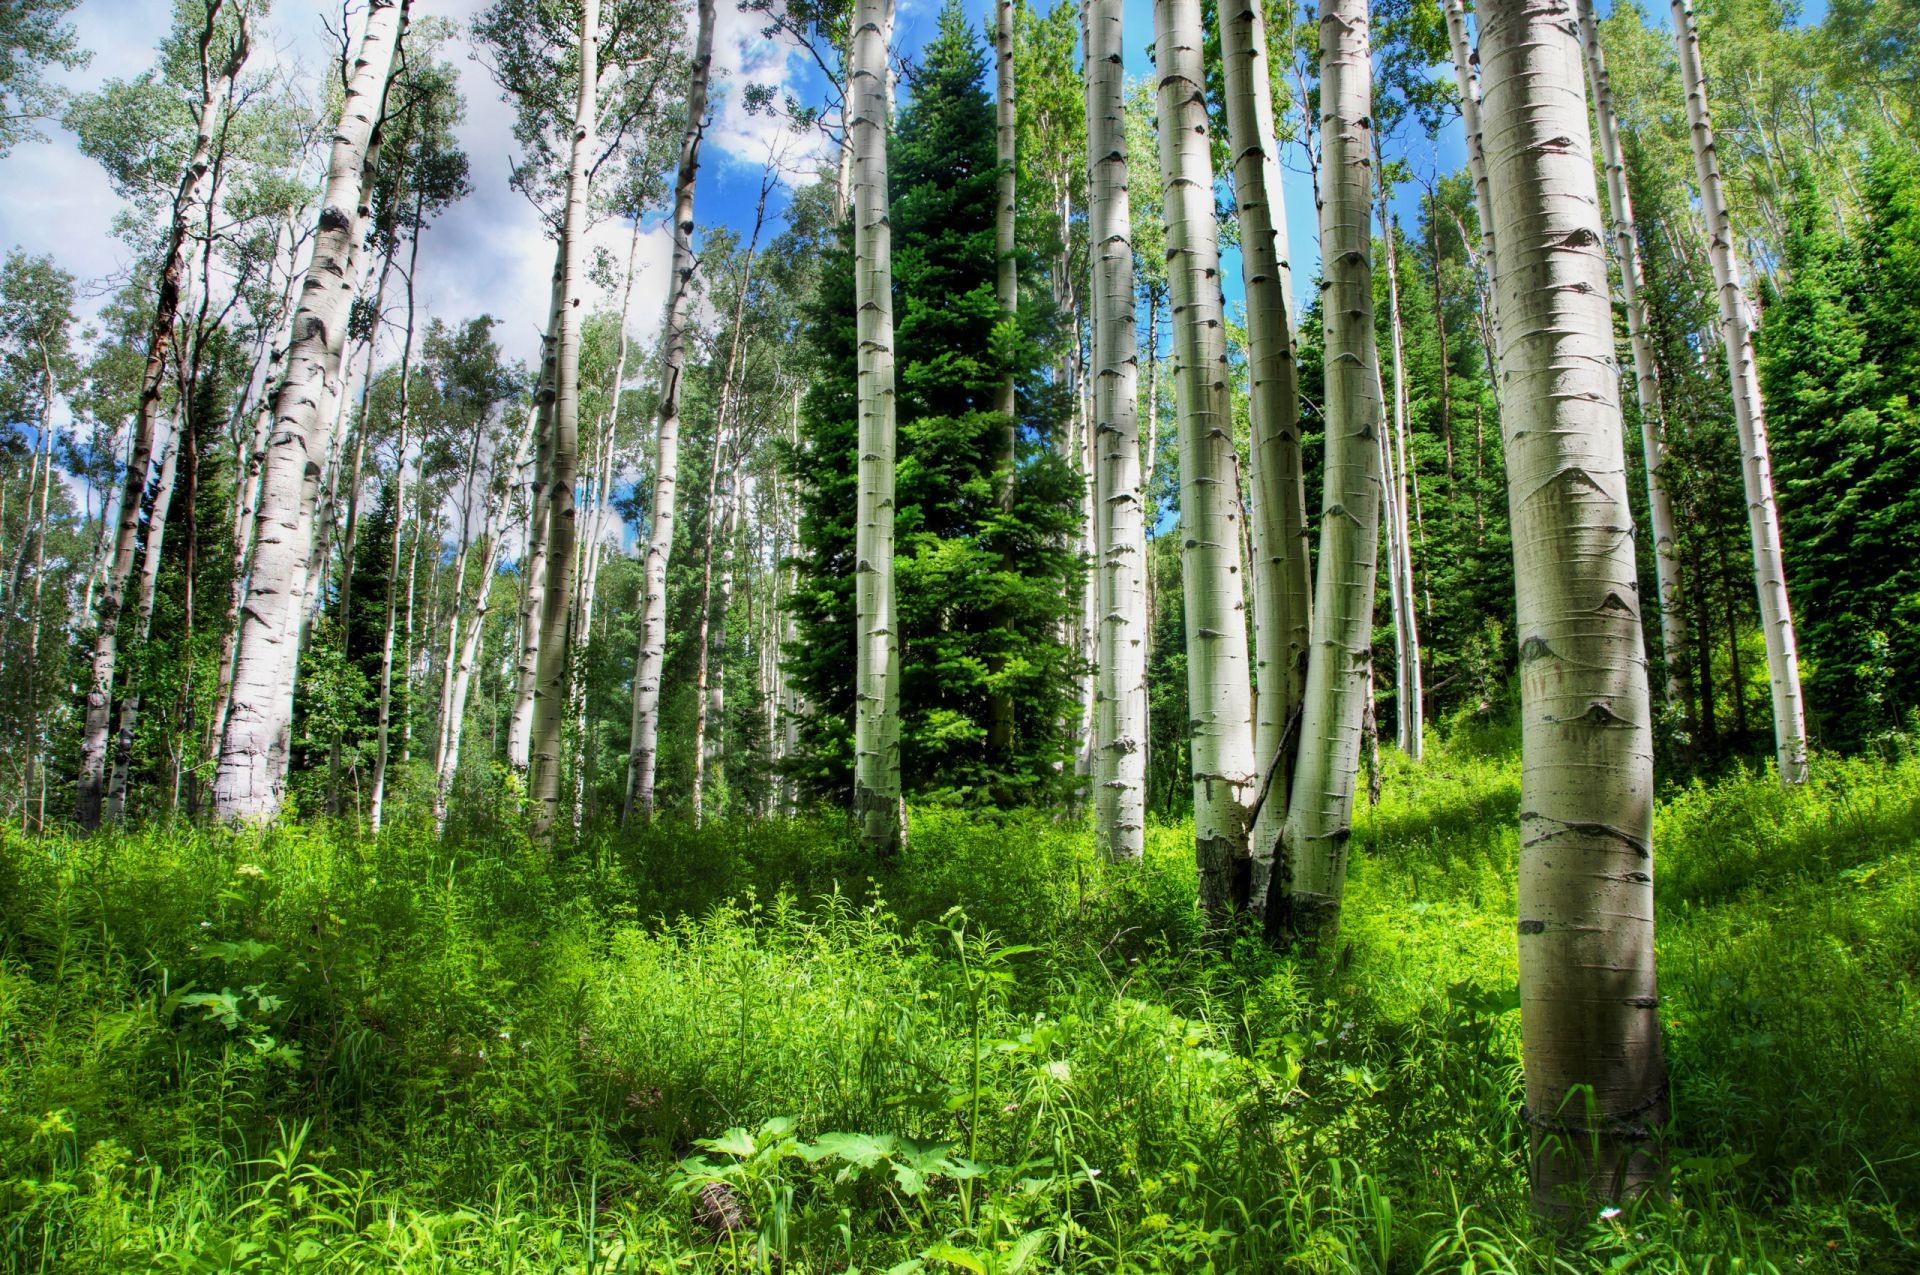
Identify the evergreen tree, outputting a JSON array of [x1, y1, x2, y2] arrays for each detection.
[[786, 0, 1081, 808]]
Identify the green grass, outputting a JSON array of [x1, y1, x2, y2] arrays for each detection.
[[0, 728, 1916, 1271]]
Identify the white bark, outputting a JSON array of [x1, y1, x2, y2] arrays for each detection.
[[213, 0, 406, 822], [1220, 0, 1311, 902], [1481, 0, 1666, 1211], [1577, 0, 1686, 710], [1085, 0, 1147, 862], [105, 421, 181, 821], [507, 278, 562, 771], [851, 0, 902, 852], [1379, 202, 1423, 758], [1271, 0, 1384, 941], [988, 0, 1018, 763], [625, 0, 718, 824], [1155, 0, 1257, 915], [1441, 0, 1501, 368], [1671, 0, 1807, 783]]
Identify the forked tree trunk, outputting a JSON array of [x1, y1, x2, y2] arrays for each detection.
[[626, 0, 718, 824], [527, 0, 601, 844], [1154, 0, 1257, 916], [1269, 0, 1384, 943], [1219, 0, 1311, 901], [1085, 0, 1147, 862], [1577, 0, 1687, 712], [81, 2, 247, 826], [1670, 0, 1807, 783], [1480, 0, 1667, 1214], [851, 0, 902, 853], [213, 0, 406, 823]]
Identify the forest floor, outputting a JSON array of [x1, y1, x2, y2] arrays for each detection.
[[1, 721, 1917, 1272]]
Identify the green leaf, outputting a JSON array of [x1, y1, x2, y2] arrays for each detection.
[[697, 1127, 757, 1158], [923, 1243, 987, 1273], [798, 1131, 897, 1167]]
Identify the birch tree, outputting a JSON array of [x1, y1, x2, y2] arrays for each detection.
[[1219, 0, 1311, 898], [78, 0, 249, 827], [1672, 0, 1808, 783], [850, 0, 902, 853], [1577, 0, 1687, 710], [1084, 0, 1146, 861], [1155, 0, 1256, 914], [625, 0, 718, 825], [213, 0, 406, 823], [1480, 0, 1667, 1212], [1267, 0, 1384, 941]]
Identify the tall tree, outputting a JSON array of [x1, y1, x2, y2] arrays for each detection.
[[213, 0, 408, 822], [1481, 0, 1667, 1212], [1672, 0, 1808, 783], [625, 0, 718, 825], [1155, 0, 1257, 915], [1084, 0, 1147, 861], [1268, 0, 1384, 941], [0, 0, 88, 156], [78, 0, 250, 826]]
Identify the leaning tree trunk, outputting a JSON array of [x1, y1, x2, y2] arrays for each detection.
[[1155, 0, 1257, 917], [987, 0, 1018, 764], [1084, 0, 1148, 863], [1671, 0, 1807, 784], [851, 0, 902, 854], [625, 0, 718, 825], [1480, 0, 1668, 1214], [1269, 0, 1384, 944], [80, 2, 247, 827], [213, 0, 406, 823], [1378, 201, 1423, 758], [1578, 0, 1687, 711], [1219, 0, 1311, 904], [526, 0, 600, 845]]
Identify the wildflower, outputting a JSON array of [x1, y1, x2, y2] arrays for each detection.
[[1599, 1206, 1622, 1221], [234, 864, 265, 879]]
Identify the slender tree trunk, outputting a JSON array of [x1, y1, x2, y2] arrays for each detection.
[[1441, 0, 1501, 368], [1577, 0, 1688, 715], [850, 0, 902, 853], [1671, 0, 1807, 784], [508, 280, 562, 771], [81, 3, 247, 826], [1480, 0, 1667, 1213], [1085, 0, 1147, 862], [20, 376, 57, 834], [1220, 0, 1310, 902], [105, 420, 182, 820], [1378, 201, 1423, 758], [1155, 0, 1257, 917], [988, 0, 1019, 762], [626, 0, 717, 824], [213, 0, 405, 822], [1269, 0, 1384, 943]]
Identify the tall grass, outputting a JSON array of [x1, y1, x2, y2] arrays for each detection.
[[0, 730, 1914, 1270]]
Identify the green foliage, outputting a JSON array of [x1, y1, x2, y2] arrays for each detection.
[[1, 720, 1916, 1269]]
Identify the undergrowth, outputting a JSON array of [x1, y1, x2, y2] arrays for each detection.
[[0, 728, 1915, 1271]]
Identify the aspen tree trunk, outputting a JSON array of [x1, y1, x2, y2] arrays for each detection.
[[507, 281, 561, 771], [1578, 0, 1687, 711], [988, 0, 1018, 762], [1378, 201, 1423, 757], [1441, 0, 1501, 367], [20, 366, 57, 833], [1269, 0, 1384, 943], [1220, 0, 1311, 901], [690, 440, 729, 826], [105, 423, 182, 820], [367, 240, 422, 834], [81, 3, 247, 826], [1671, 0, 1807, 784], [213, 0, 405, 822], [1155, 0, 1257, 915], [626, 0, 717, 824], [526, 0, 600, 844], [1085, 0, 1147, 862], [1479, 0, 1667, 1213], [693, 486, 739, 823], [437, 408, 537, 830], [851, 0, 902, 853]]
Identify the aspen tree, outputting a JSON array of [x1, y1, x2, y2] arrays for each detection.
[[626, 0, 718, 824], [1084, 0, 1147, 862], [1577, 0, 1687, 710], [80, 1, 248, 827], [1440, 0, 1500, 365], [1377, 195, 1422, 758], [1155, 0, 1257, 914], [526, 0, 601, 844], [850, 0, 902, 853], [214, 0, 408, 822], [1671, 0, 1807, 783], [988, 0, 1018, 763], [1219, 0, 1311, 903], [1270, 0, 1383, 942], [1480, 0, 1668, 1212]]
